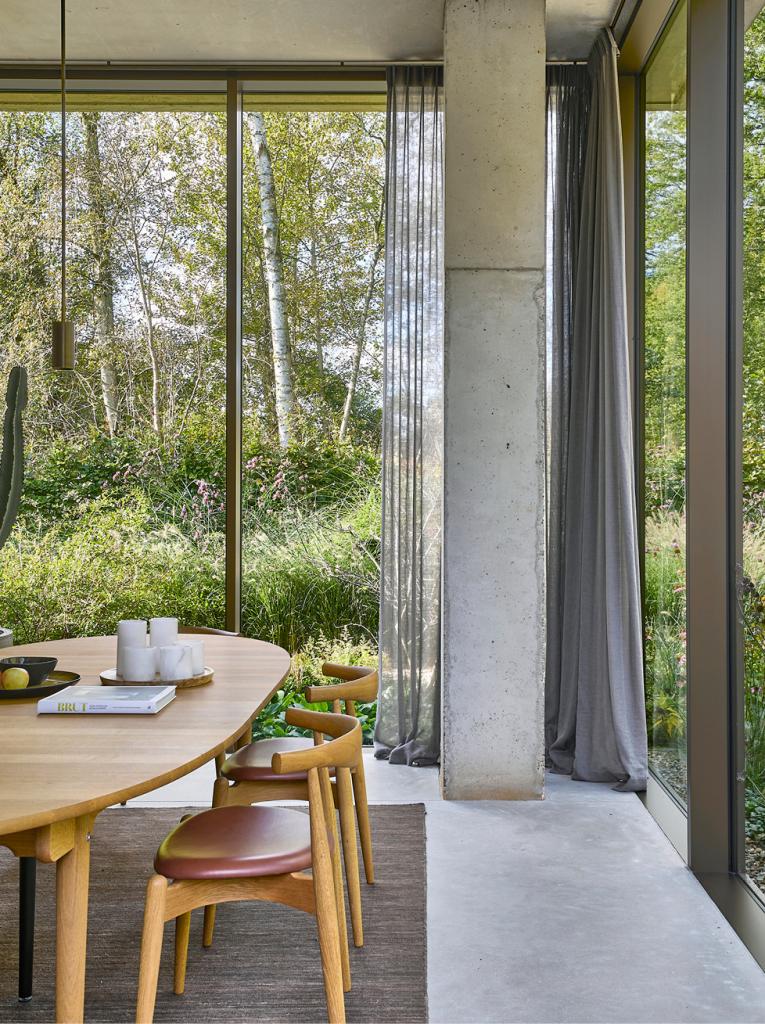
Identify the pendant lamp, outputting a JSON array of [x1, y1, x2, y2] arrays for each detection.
[[52, 0, 75, 370]]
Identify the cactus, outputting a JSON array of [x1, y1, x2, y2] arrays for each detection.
[[0, 366, 28, 550]]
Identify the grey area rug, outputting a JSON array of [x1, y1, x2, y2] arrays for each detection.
[[0, 804, 427, 1023]]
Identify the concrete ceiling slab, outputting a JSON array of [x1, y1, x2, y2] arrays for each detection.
[[0, 0, 446, 63], [546, 0, 623, 60], [0, 0, 620, 65]]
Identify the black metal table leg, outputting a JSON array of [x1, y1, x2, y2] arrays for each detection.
[[19, 856, 35, 1002]]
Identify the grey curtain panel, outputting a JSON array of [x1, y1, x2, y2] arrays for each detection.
[[546, 30, 648, 791], [374, 66, 444, 767], [546, 62, 590, 758]]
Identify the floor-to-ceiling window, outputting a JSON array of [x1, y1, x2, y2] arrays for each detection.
[[0, 78, 386, 739], [630, 0, 765, 970], [743, 3, 765, 897], [239, 95, 384, 735], [641, 0, 688, 805], [0, 85, 229, 638]]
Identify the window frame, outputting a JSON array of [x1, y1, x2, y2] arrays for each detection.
[[623, 0, 765, 970]]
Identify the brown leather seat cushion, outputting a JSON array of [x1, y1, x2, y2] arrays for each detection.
[[154, 805, 312, 880], [221, 737, 334, 783]]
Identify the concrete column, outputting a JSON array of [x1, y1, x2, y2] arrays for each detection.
[[441, 0, 546, 799]]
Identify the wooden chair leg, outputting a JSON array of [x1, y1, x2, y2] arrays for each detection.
[[173, 912, 191, 995], [352, 758, 374, 884], [202, 776, 229, 948], [136, 874, 168, 1024], [336, 769, 363, 947], [202, 904, 216, 949], [313, 836, 346, 1023], [320, 770, 350, 993]]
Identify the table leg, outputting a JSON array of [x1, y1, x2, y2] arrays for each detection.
[[19, 856, 36, 1001], [55, 816, 92, 1024]]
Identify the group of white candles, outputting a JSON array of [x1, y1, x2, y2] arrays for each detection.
[[116, 617, 205, 682]]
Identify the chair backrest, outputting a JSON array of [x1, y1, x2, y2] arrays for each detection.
[[179, 625, 240, 637], [304, 663, 378, 713], [272, 709, 362, 883], [272, 708, 362, 775]]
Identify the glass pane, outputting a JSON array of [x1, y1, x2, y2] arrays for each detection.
[[743, 5, 765, 894], [642, 1, 688, 804], [0, 92, 227, 643], [240, 107, 384, 739]]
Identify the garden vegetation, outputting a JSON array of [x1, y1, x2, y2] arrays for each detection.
[[0, 104, 384, 735]]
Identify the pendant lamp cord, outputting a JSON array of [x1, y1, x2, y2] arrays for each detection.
[[60, 0, 66, 324]]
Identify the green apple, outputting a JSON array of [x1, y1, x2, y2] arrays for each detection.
[[2, 667, 30, 690]]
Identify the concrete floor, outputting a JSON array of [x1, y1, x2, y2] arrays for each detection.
[[133, 754, 765, 1023]]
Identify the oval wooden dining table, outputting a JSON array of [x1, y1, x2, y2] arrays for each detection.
[[0, 633, 291, 1024]]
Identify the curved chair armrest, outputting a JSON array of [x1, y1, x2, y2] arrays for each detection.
[[273, 710, 361, 773], [305, 664, 378, 705]]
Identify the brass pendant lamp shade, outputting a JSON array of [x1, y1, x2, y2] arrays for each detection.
[[52, 320, 75, 370], [52, 0, 75, 370]]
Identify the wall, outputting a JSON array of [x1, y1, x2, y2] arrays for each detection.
[[441, 0, 546, 799]]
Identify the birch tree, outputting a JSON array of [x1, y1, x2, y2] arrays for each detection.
[[248, 112, 295, 448], [82, 113, 119, 436], [339, 195, 384, 440]]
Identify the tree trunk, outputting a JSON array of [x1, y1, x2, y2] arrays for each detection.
[[339, 202, 384, 441], [130, 227, 162, 440], [310, 234, 325, 379], [82, 112, 119, 437], [248, 112, 294, 448], [306, 174, 325, 380]]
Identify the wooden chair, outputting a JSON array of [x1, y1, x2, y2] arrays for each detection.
[[203, 663, 377, 951], [135, 709, 361, 1024]]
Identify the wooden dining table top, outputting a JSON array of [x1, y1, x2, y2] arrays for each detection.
[[0, 633, 291, 836]]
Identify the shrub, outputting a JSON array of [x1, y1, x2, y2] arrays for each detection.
[[252, 630, 378, 744], [0, 492, 226, 642], [1, 485, 380, 640]]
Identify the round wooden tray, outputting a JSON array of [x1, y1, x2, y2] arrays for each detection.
[[100, 667, 214, 689]]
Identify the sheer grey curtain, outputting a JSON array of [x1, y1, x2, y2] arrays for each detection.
[[546, 31, 647, 791], [374, 66, 444, 767]]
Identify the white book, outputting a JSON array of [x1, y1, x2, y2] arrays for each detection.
[[37, 684, 176, 715]]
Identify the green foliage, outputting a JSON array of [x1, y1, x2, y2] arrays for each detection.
[[0, 494, 227, 641], [0, 106, 384, 742], [1, 452, 380, 653], [0, 108, 384, 448], [643, 512, 687, 748], [240, 487, 380, 653], [252, 631, 378, 744], [744, 18, 765, 509], [645, 509, 765, 847], [644, 107, 687, 519]]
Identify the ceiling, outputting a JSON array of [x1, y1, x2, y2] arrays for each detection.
[[547, 0, 623, 60], [0, 0, 623, 64]]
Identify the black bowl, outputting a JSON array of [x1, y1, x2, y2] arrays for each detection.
[[0, 655, 59, 688]]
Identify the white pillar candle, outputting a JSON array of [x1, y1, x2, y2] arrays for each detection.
[[159, 643, 193, 682], [121, 646, 158, 682], [117, 619, 147, 677], [187, 639, 205, 676], [150, 616, 178, 650]]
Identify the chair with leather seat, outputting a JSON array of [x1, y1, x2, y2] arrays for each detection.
[[202, 663, 377, 951], [135, 708, 361, 1024]]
